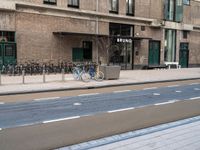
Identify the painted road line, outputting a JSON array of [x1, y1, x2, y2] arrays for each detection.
[[175, 91, 182, 93], [154, 100, 178, 106], [189, 97, 200, 100], [0, 102, 4, 105], [43, 116, 80, 124], [167, 85, 180, 88], [153, 93, 161, 96], [108, 107, 135, 113], [73, 103, 82, 106], [194, 88, 200, 91], [143, 87, 158, 90], [34, 97, 60, 101], [113, 90, 131, 93], [189, 83, 199, 85], [78, 93, 99, 97]]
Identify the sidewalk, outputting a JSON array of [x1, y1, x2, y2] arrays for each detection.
[[0, 68, 199, 95], [58, 116, 200, 150]]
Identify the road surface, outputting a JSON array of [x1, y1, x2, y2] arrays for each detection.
[[0, 80, 200, 150]]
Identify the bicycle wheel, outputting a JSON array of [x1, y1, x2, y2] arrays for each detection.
[[81, 72, 91, 82], [94, 71, 104, 81], [72, 68, 79, 80]]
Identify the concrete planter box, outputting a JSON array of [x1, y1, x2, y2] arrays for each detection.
[[100, 65, 121, 80]]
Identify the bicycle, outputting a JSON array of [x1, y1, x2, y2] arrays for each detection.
[[72, 64, 90, 82], [88, 64, 104, 81]]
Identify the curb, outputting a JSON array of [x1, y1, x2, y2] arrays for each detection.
[[0, 77, 200, 96]]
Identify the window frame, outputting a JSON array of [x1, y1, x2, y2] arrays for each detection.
[[43, 0, 57, 5], [126, 0, 134, 16], [109, 0, 119, 14], [68, 0, 79, 8]]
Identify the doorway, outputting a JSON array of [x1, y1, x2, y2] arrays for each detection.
[[0, 43, 16, 69], [179, 43, 189, 68], [148, 41, 160, 66]]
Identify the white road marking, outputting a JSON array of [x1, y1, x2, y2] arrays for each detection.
[[78, 93, 99, 97], [189, 83, 199, 85], [175, 91, 182, 93], [0, 102, 4, 105], [167, 85, 180, 88], [143, 87, 158, 90], [189, 97, 200, 100], [18, 123, 36, 127], [194, 88, 200, 91], [154, 100, 178, 106], [153, 93, 160, 96], [108, 107, 135, 113], [34, 97, 60, 101], [73, 103, 82, 106], [113, 90, 131, 93], [43, 116, 80, 124]]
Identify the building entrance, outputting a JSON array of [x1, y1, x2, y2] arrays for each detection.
[[0, 31, 16, 69], [0, 43, 16, 69], [109, 23, 134, 70]]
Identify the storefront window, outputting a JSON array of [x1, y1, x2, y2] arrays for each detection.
[[109, 23, 133, 69], [110, 23, 133, 37]]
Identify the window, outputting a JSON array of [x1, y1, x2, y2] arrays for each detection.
[[68, 0, 79, 8], [110, 0, 119, 14], [183, 0, 190, 5], [109, 23, 133, 37], [0, 31, 15, 42], [43, 0, 57, 5], [126, 0, 134, 15], [83, 41, 92, 61], [164, 29, 176, 62], [5, 45, 15, 57], [183, 31, 188, 39], [164, 0, 183, 22], [141, 26, 145, 31]]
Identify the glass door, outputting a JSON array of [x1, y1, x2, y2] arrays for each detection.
[[179, 43, 189, 68], [113, 38, 133, 70], [0, 44, 3, 69]]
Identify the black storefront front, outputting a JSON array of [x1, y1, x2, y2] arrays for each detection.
[[109, 23, 134, 70]]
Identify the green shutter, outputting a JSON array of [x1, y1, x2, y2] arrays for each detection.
[[72, 48, 83, 62], [175, 0, 183, 22]]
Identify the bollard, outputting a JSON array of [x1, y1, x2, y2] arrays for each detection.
[[43, 69, 46, 83], [0, 71, 1, 85], [62, 68, 65, 82], [22, 70, 25, 84]]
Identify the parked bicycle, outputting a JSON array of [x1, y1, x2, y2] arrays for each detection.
[[88, 64, 104, 81], [72, 64, 91, 82]]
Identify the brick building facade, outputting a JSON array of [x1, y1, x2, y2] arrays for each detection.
[[0, 0, 200, 69]]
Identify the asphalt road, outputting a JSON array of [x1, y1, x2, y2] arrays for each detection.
[[0, 82, 200, 129], [0, 81, 200, 150]]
